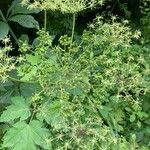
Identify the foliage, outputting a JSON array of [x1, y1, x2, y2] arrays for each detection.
[[0, 0, 150, 149], [140, 0, 150, 43], [0, 0, 40, 41]]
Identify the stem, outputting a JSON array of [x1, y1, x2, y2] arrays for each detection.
[[44, 9, 47, 31], [8, 76, 37, 84], [0, 10, 18, 44], [71, 13, 76, 42], [29, 109, 36, 124]]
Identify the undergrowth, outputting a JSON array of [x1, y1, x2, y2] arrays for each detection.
[[0, 0, 149, 149]]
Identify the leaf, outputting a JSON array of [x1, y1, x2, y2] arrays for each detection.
[[9, 15, 39, 29], [19, 83, 42, 98], [129, 114, 136, 122], [0, 89, 14, 105], [0, 81, 14, 105], [0, 21, 9, 40], [2, 120, 52, 150], [9, 0, 41, 16], [36, 101, 67, 129], [0, 96, 31, 122], [19, 34, 29, 42], [26, 54, 41, 66], [20, 67, 37, 81], [137, 121, 142, 128]]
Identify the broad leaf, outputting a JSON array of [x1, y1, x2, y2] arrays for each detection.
[[19, 83, 42, 98], [37, 101, 67, 129], [9, 0, 41, 16], [0, 96, 31, 122], [0, 21, 9, 40], [9, 15, 39, 29], [26, 54, 41, 66], [0, 89, 14, 105], [2, 120, 52, 150]]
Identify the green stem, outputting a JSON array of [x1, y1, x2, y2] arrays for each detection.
[[44, 9, 47, 31], [8, 76, 37, 84], [29, 109, 36, 124], [0, 10, 18, 44], [71, 13, 76, 42]]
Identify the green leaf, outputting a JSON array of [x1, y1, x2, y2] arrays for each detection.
[[9, 15, 39, 29], [0, 89, 14, 105], [137, 121, 142, 128], [9, 0, 41, 16], [0, 21, 9, 40], [129, 114, 136, 122], [19, 34, 29, 42], [26, 54, 41, 66], [19, 83, 42, 98], [2, 120, 52, 150], [36, 101, 67, 129], [0, 96, 31, 122], [20, 67, 37, 81]]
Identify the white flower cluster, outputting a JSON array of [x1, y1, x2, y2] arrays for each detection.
[[21, 0, 105, 13]]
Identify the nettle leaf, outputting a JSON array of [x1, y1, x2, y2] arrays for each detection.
[[37, 101, 66, 129], [20, 83, 42, 98], [0, 89, 14, 105], [0, 21, 9, 40], [9, 0, 41, 16], [20, 67, 37, 81], [0, 96, 31, 122], [26, 54, 41, 66], [9, 15, 39, 29], [2, 120, 52, 150]]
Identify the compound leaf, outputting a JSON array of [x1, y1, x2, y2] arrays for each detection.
[[9, 0, 40, 16], [9, 15, 39, 29]]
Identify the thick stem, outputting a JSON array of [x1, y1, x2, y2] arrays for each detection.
[[44, 9, 47, 31], [0, 10, 18, 44], [71, 13, 76, 42]]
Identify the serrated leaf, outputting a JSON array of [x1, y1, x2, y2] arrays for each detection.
[[26, 54, 41, 65], [2, 120, 52, 150], [9, 0, 41, 16], [36, 101, 66, 129], [0, 96, 31, 122], [9, 15, 39, 29], [0, 21, 9, 40]]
